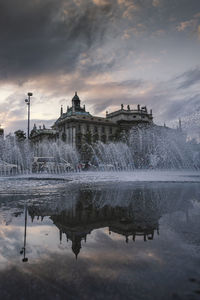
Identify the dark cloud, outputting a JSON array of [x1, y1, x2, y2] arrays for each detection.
[[0, 0, 116, 82], [90, 78, 144, 91], [177, 67, 200, 89], [0, 0, 199, 84]]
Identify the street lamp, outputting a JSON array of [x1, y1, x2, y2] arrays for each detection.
[[25, 92, 33, 139], [20, 205, 28, 262]]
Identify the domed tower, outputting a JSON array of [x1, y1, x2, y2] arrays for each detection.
[[72, 235, 82, 260], [72, 92, 81, 111]]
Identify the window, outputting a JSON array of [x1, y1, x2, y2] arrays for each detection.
[[101, 135, 106, 143], [94, 126, 98, 133], [93, 134, 99, 142], [110, 127, 112, 134], [87, 125, 89, 131], [102, 127, 105, 133]]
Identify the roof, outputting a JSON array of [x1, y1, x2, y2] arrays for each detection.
[[30, 128, 57, 138], [54, 114, 117, 126]]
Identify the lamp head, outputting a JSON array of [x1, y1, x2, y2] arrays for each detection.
[[25, 99, 28, 103], [28, 92, 33, 97], [22, 257, 28, 262]]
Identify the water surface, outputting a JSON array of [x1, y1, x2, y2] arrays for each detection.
[[0, 175, 200, 299]]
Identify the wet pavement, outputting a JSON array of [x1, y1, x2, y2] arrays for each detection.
[[0, 175, 200, 299]]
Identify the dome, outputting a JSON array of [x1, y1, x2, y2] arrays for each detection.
[[72, 92, 80, 102]]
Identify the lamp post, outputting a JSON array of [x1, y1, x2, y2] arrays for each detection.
[[20, 205, 28, 262], [25, 92, 33, 139]]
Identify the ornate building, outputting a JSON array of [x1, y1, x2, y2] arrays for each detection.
[[30, 92, 154, 149]]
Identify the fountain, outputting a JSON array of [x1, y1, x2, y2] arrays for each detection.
[[0, 124, 199, 176], [128, 124, 198, 169], [0, 135, 33, 175], [89, 125, 200, 170], [0, 136, 79, 175]]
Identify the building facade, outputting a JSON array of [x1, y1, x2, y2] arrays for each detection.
[[30, 92, 154, 149]]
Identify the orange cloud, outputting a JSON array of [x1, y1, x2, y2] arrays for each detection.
[[122, 24, 146, 39], [152, 0, 161, 7], [177, 20, 195, 32], [177, 12, 200, 39], [92, 0, 110, 6], [117, 0, 140, 19]]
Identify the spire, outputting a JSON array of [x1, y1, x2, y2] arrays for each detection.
[[71, 235, 82, 260], [72, 91, 80, 111], [60, 105, 63, 117], [72, 91, 80, 101]]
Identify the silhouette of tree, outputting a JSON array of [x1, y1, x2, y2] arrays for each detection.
[[14, 130, 26, 142]]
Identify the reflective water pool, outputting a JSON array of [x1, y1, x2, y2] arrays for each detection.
[[0, 177, 200, 299]]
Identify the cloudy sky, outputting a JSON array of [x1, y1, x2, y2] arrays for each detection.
[[0, 0, 200, 136]]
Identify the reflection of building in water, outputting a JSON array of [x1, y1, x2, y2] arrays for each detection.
[[28, 200, 160, 259], [25, 183, 195, 259], [15, 183, 194, 260]]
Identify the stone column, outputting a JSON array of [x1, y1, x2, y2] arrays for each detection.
[[70, 127, 73, 145], [72, 127, 76, 148]]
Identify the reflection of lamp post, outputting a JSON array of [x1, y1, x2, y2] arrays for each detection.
[[20, 205, 28, 262], [25, 92, 33, 139]]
